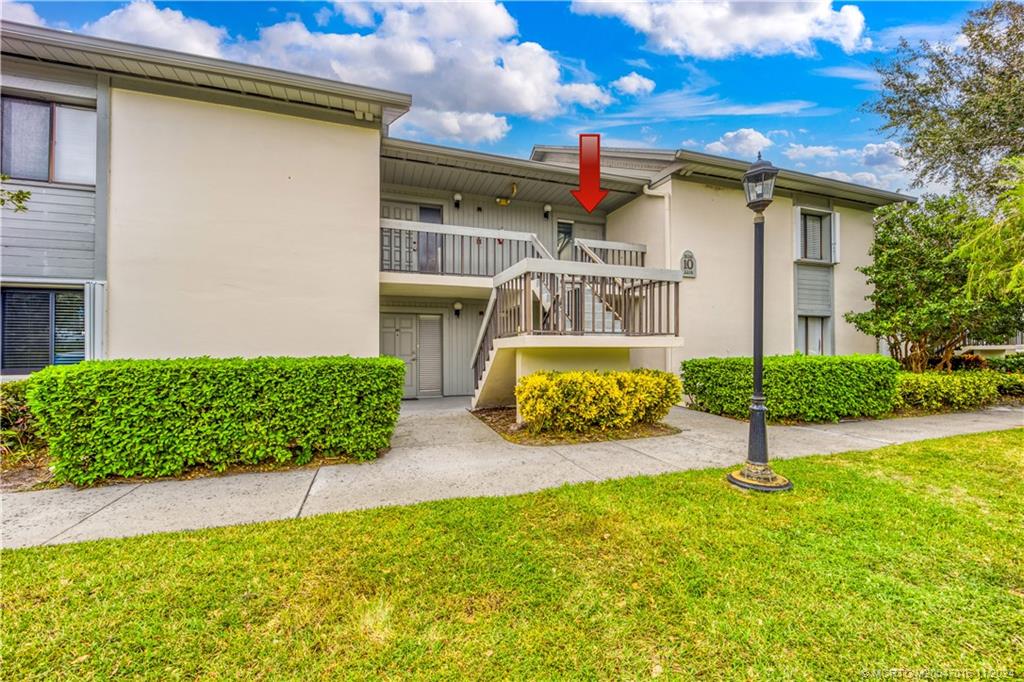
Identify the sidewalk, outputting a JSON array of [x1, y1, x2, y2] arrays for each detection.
[[3, 401, 1021, 549]]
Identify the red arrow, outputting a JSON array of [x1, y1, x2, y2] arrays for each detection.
[[570, 133, 609, 213]]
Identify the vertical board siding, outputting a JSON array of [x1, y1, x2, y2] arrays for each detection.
[[795, 263, 833, 316], [1, 182, 96, 278], [382, 187, 605, 256], [381, 296, 488, 396]]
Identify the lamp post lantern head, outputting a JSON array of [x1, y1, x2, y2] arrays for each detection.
[[742, 153, 779, 213]]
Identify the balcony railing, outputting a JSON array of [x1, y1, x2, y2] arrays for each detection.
[[571, 237, 646, 267], [380, 219, 553, 277], [963, 331, 1024, 348], [472, 259, 681, 388]]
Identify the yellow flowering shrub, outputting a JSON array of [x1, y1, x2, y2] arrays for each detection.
[[515, 369, 681, 433]]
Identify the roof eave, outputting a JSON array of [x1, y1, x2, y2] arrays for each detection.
[[0, 21, 412, 115], [673, 149, 916, 206], [387, 138, 647, 192]]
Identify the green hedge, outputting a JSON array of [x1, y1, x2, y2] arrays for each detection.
[[28, 356, 406, 485], [994, 372, 1024, 397], [988, 352, 1024, 374], [679, 354, 899, 422], [515, 369, 681, 433], [895, 371, 1004, 411]]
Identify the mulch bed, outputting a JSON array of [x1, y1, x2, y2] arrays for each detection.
[[471, 407, 680, 446]]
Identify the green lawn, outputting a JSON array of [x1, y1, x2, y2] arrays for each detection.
[[3, 430, 1022, 679]]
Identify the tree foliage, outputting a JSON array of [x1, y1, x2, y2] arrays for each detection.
[[0, 174, 31, 213], [845, 195, 1024, 372], [870, 1, 1024, 200], [953, 156, 1024, 302]]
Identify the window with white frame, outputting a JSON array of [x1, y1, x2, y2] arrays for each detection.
[[1, 287, 86, 374], [799, 211, 832, 262], [1, 96, 97, 185]]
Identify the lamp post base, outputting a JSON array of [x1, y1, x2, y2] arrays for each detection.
[[727, 463, 793, 493]]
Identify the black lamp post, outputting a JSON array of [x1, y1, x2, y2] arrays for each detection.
[[726, 154, 793, 493]]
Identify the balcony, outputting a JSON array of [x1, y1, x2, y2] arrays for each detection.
[[380, 219, 552, 277], [471, 259, 683, 405], [570, 237, 647, 267]]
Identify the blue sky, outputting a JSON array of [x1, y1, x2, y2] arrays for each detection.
[[4, 1, 975, 192]]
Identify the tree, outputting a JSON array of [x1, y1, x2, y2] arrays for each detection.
[[845, 195, 1024, 372], [954, 156, 1024, 302], [0, 174, 31, 213], [870, 1, 1024, 201]]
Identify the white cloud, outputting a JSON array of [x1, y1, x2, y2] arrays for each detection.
[[624, 57, 652, 70], [82, 0, 227, 58], [611, 71, 655, 96], [334, 2, 377, 28], [572, 0, 870, 59], [784, 143, 840, 161], [589, 87, 817, 130], [813, 64, 881, 91], [2, 0, 46, 26], [705, 128, 773, 159], [873, 19, 966, 51], [817, 169, 887, 187], [860, 140, 906, 170], [313, 6, 333, 28], [559, 82, 613, 108], [393, 109, 510, 144], [62, 0, 613, 144]]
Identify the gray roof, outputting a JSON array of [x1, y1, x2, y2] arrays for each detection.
[[531, 144, 916, 206], [1, 20, 411, 124], [383, 138, 646, 212]]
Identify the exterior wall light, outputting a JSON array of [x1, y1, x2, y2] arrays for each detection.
[[453, 301, 463, 318], [543, 204, 552, 220], [453, 193, 462, 210]]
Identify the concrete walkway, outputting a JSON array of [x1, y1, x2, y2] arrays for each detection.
[[3, 400, 1021, 549]]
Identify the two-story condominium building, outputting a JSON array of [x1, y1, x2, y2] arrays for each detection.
[[1, 22, 916, 407]]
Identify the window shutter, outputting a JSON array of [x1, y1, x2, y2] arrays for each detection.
[[84, 281, 106, 360], [793, 207, 802, 260], [831, 211, 841, 263], [1, 289, 52, 372]]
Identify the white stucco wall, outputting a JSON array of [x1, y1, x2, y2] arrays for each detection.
[[106, 89, 381, 359], [832, 203, 877, 355], [668, 178, 796, 365], [606, 190, 675, 371]]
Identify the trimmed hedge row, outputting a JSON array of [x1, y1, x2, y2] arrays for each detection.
[[28, 356, 406, 485], [515, 369, 681, 433], [988, 352, 1024, 374], [895, 370, 1021, 410], [679, 354, 899, 422]]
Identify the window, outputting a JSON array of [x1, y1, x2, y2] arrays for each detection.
[[556, 220, 573, 256], [797, 315, 830, 356], [1, 288, 85, 374], [1, 96, 96, 185], [800, 212, 832, 262]]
